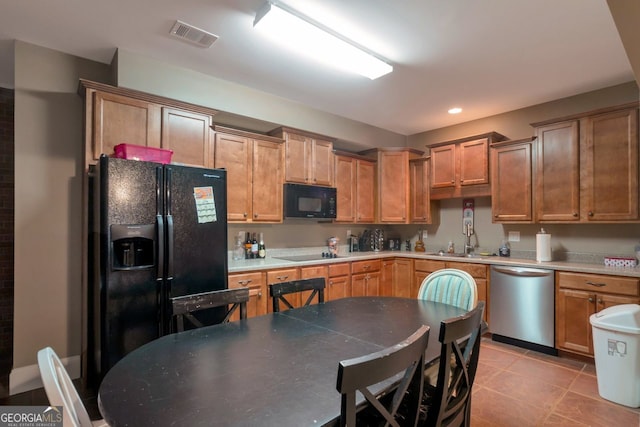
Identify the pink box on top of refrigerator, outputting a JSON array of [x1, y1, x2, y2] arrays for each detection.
[[114, 143, 173, 164]]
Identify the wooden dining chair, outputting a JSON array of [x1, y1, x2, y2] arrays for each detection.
[[420, 301, 485, 427], [269, 277, 326, 312], [336, 325, 430, 427], [170, 287, 250, 332], [417, 269, 478, 311]]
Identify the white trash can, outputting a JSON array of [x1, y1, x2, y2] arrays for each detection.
[[589, 304, 640, 407]]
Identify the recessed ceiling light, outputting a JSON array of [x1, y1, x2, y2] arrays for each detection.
[[448, 107, 463, 114]]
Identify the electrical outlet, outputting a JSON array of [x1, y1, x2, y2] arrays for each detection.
[[508, 231, 520, 242]]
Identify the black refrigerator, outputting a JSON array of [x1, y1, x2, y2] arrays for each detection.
[[89, 156, 228, 381]]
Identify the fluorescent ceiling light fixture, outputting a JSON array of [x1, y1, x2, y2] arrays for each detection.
[[254, 1, 392, 80], [448, 107, 463, 114]]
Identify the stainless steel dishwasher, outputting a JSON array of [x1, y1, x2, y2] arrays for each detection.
[[490, 265, 557, 355]]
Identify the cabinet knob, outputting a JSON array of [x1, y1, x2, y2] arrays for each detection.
[[238, 279, 252, 285], [276, 275, 288, 281], [254, 213, 258, 218], [598, 298, 603, 304], [588, 211, 594, 217], [494, 214, 499, 218], [258, 291, 262, 297], [243, 212, 248, 218], [588, 297, 594, 303], [573, 212, 579, 217]]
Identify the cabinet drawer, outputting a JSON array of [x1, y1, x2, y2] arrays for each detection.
[[557, 271, 639, 296], [329, 262, 350, 277], [414, 259, 445, 272], [445, 262, 487, 279], [301, 265, 328, 279], [351, 260, 381, 274], [267, 268, 299, 284], [229, 272, 263, 288]]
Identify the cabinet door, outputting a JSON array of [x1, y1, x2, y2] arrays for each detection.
[[351, 272, 380, 297], [301, 265, 329, 306], [366, 272, 381, 296], [581, 107, 639, 221], [252, 139, 284, 222], [312, 139, 334, 186], [327, 275, 350, 301], [556, 288, 595, 355], [334, 155, 356, 222], [228, 272, 266, 320], [459, 138, 489, 186], [596, 293, 640, 311], [409, 158, 431, 223], [431, 144, 456, 188], [491, 140, 533, 222], [380, 259, 394, 297], [161, 107, 212, 167], [92, 91, 161, 160], [535, 121, 580, 221], [284, 133, 309, 183], [393, 259, 413, 298], [356, 160, 376, 223], [378, 151, 409, 223], [214, 132, 252, 222], [267, 268, 300, 312]]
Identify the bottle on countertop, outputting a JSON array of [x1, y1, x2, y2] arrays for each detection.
[[258, 233, 266, 259], [447, 240, 455, 254], [244, 232, 252, 259], [233, 232, 245, 261], [499, 240, 511, 257], [251, 232, 258, 259]]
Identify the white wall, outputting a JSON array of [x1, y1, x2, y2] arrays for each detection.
[[11, 41, 109, 393]]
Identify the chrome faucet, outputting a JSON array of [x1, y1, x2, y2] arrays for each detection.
[[464, 222, 474, 255]]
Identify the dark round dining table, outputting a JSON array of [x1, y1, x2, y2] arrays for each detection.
[[98, 296, 465, 427]]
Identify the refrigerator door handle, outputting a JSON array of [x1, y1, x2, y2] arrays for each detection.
[[166, 214, 174, 280], [156, 214, 164, 281]]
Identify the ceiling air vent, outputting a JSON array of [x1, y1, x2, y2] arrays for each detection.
[[169, 20, 218, 48]]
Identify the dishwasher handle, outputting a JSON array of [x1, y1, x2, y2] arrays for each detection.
[[491, 265, 553, 278]]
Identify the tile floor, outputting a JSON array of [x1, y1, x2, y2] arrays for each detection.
[[472, 338, 640, 426], [1, 339, 639, 426]]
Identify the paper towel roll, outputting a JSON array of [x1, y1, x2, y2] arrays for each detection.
[[536, 230, 551, 262]]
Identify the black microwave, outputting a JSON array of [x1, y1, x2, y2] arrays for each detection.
[[284, 183, 337, 219]]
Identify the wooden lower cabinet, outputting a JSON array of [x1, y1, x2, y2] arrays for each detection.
[[556, 271, 640, 357], [228, 271, 267, 320], [266, 268, 300, 312], [327, 263, 351, 301], [351, 260, 381, 296], [413, 259, 488, 322], [381, 258, 413, 298], [301, 265, 329, 306]]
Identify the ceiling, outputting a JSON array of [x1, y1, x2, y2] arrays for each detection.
[[0, 0, 636, 135]]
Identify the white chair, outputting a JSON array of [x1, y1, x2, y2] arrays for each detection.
[[417, 269, 478, 311], [37, 347, 109, 427]]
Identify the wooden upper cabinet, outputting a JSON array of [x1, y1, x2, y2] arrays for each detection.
[[360, 148, 424, 223], [356, 158, 376, 223], [252, 139, 284, 222], [269, 127, 335, 186], [92, 91, 161, 160], [581, 107, 638, 221], [213, 126, 284, 223], [80, 80, 218, 167], [334, 152, 376, 223], [428, 132, 506, 200], [430, 144, 456, 188], [532, 103, 639, 223], [459, 138, 490, 185], [334, 154, 357, 222], [490, 138, 534, 223], [161, 107, 213, 167], [535, 120, 580, 222], [213, 130, 252, 222], [409, 157, 432, 223]]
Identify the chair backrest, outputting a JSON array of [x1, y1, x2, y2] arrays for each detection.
[[269, 277, 325, 312], [336, 325, 430, 427], [37, 346, 93, 427], [417, 269, 478, 311], [171, 287, 250, 332], [422, 301, 485, 427]]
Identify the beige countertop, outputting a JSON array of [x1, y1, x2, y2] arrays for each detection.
[[229, 250, 640, 278]]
